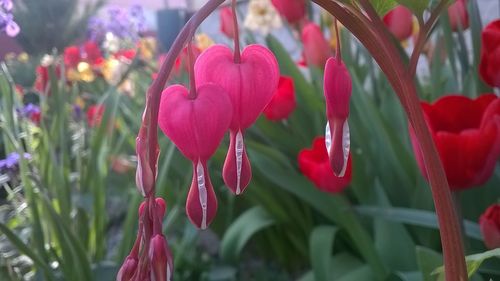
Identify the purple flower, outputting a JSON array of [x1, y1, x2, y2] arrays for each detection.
[[0, 1, 19, 37], [0, 152, 31, 170], [88, 16, 106, 42], [0, 0, 12, 11], [21, 104, 40, 117]]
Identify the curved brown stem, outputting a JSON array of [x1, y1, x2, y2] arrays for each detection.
[[312, 0, 467, 280]]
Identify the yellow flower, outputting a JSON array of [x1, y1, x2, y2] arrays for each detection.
[[75, 96, 86, 109], [17, 52, 29, 63], [139, 37, 157, 60], [67, 68, 81, 82], [196, 33, 215, 51], [77, 62, 95, 82]]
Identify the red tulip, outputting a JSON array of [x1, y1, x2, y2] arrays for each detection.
[[324, 57, 352, 177], [479, 20, 500, 88], [298, 137, 352, 193], [271, 0, 306, 24], [64, 46, 81, 68], [220, 6, 235, 38], [195, 44, 279, 195], [83, 41, 104, 65], [410, 94, 500, 190], [448, 0, 469, 32], [383, 5, 413, 41], [87, 104, 105, 128], [263, 76, 297, 121], [479, 204, 500, 250], [301, 23, 331, 68], [158, 84, 233, 228]]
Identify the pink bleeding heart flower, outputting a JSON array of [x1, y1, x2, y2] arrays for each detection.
[[323, 57, 352, 177], [116, 255, 138, 281], [195, 44, 279, 195], [149, 234, 174, 281], [158, 84, 232, 229]]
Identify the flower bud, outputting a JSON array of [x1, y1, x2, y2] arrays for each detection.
[[448, 0, 469, 32], [479, 204, 500, 249], [323, 57, 352, 177], [301, 23, 331, 68], [149, 235, 174, 281], [479, 20, 500, 88], [116, 255, 138, 281], [220, 6, 235, 38], [383, 5, 413, 41], [271, 0, 306, 24], [135, 137, 155, 197]]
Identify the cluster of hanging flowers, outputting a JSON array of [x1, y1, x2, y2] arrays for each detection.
[[117, 0, 353, 278]]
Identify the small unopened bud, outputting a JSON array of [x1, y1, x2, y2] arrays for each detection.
[[155, 197, 166, 219], [149, 235, 174, 281], [116, 255, 138, 281], [324, 57, 352, 177], [135, 137, 155, 196]]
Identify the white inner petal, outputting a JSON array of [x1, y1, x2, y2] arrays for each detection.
[[339, 120, 350, 178], [167, 264, 171, 281], [235, 131, 244, 195], [196, 160, 208, 229], [325, 122, 332, 156]]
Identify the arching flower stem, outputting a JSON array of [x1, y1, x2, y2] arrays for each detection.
[[187, 39, 198, 99], [313, 0, 468, 280]]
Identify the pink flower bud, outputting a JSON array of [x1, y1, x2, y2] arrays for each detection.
[[263, 76, 297, 121], [138, 198, 167, 220], [323, 57, 352, 177], [448, 0, 469, 32], [195, 44, 279, 195], [479, 204, 500, 249], [301, 23, 331, 68], [220, 6, 235, 38], [116, 255, 138, 281], [271, 0, 306, 24], [158, 83, 232, 228], [148, 235, 173, 281], [135, 137, 155, 197], [383, 5, 413, 41]]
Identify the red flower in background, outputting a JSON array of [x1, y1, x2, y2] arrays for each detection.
[[83, 41, 104, 65], [271, 0, 306, 24], [479, 19, 500, 88], [220, 6, 235, 38], [87, 104, 105, 128], [298, 137, 352, 193], [410, 94, 500, 190], [383, 5, 413, 41], [64, 46, 81, 68], [114, 49, 136, 62], [263, 76, 297, 121], [34, 65, 61, 94], [448, 0, 469, 31], [301, 22, 331, 68], [480, 204, 500, 250]]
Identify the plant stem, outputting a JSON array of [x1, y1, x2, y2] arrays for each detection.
[[232, 0, 242, 63], [312, 0, 467, 280]]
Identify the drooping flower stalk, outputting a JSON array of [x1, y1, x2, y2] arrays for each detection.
[[312, 0, 468, 280], [132, 0, 468, 280]]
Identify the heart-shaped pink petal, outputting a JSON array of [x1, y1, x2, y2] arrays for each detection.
[[186, 160, 218, 229], [158, 84, 232, 162], [194, 44, 279, 130]]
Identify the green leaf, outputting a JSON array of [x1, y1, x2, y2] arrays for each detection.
[[220, 206, 276, 261], [355, 206, 483, 241], [0, 223, 55, 281], [416, 246, 442, 281], [432, 248, 500, 279], [395, 0, 430, 15], [309, 226, 339, 281]]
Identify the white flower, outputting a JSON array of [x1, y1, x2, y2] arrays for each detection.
[[40, 55, 55, 67], [244, 0, 282, 35]]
